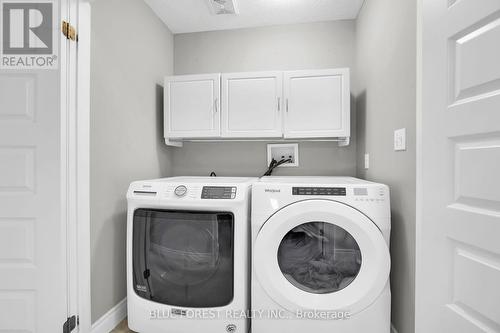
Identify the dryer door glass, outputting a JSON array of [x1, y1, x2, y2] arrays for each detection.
[[277, 222, 361, 294], [132, 209, 234, 307]]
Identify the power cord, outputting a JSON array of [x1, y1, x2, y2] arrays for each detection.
[[262, 158, 292, 176]]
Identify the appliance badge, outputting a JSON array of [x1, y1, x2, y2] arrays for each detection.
[[226, 324, 237, 332], [171, 308, 187, 316], [264, 188, 280, 193], [136, 285, 147, 292]]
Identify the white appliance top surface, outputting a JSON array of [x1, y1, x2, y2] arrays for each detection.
[[139, 176, 257, 184], [259, 176, 378, 186]]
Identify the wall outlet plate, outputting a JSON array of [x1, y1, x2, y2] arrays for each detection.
[[267, 143, 299, 168], [394, 128, 407, 151], [364, 153, 370, 169]]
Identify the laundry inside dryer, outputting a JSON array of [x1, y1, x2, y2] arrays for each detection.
[[278, 222, 362, 294], [132, 209, 234, 308]]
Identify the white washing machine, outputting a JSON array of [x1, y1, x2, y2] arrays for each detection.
[[127, 177, 255, 333], [251, 177, 391, 333]]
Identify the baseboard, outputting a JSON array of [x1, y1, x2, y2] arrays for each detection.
[[91, 298, 127, 333], [391, 324, 399, 333]]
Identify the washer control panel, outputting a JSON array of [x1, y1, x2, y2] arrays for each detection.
[[202, 186, 237, 199], [292, 187, 347, 196]]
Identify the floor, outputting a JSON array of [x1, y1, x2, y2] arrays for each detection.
[[111, 319, 135, 333]]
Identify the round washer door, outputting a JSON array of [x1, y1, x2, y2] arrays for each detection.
[[254, 199, 390, 315]]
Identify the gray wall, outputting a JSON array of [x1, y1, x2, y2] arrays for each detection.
[[355, 1, 417, 333], [90, 0, 173, 322], [173, 21, 357, 177]]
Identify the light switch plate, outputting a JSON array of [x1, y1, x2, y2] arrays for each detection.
[[394, 128, 407, 151], [364, 153, 370, 169]]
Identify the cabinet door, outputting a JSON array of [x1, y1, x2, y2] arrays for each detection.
[[221, 71, 283, 138], [164, 74, 220, 138], [283, 69, 350, 138]]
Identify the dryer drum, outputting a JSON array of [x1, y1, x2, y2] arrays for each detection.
[[132, 209, 235, 308], [277, 222, 362, 294], [149, 215, 220, 286]]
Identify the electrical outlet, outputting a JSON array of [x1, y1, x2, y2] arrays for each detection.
[[394, 128, 407, 151], [364, 153, 370, 169], [267, 143, 299, 168]]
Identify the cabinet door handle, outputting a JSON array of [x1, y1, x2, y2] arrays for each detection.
[[214, 98, 218, 114], [277, 97, 281, 112], [286, 99, 289, 112]]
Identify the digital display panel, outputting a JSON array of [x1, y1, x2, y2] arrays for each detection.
[[292, 187, 346, 196], [202, 186, 236, 199]]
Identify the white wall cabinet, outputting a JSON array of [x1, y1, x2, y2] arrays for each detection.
[[221, 71, 283, 138], [283, 69, 350, 138], [164, 74, 220, 140], [164, 69, 350, 146]]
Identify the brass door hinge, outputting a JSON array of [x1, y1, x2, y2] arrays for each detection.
[[62, 21, 77, 41]]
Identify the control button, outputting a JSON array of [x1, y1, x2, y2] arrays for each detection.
[[174, 185, 187, 197]]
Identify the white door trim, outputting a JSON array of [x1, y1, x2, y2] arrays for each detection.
[[75, 1, 92, 332], [61, 0, 86, 330], [59, 0, 92, 331]]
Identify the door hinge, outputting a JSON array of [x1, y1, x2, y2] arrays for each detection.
[[63, 315, 78, 333], [62, 21, 77, 41]]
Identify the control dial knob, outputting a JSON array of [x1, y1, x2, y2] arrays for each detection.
[[174, 185, 187, 197]]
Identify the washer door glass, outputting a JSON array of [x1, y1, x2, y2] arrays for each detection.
[[133, 209, 234, 307], [278, 222, 361, 294]]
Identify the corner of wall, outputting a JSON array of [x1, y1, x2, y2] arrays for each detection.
[[90, 0, 175, 324], [354, 1, 417, 333]]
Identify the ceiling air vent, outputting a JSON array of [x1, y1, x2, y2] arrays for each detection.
[[206, 0, 239, 15]]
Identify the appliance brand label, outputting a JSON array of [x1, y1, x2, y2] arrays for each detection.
[[264, 188, 280, 193], [226, 324, 237, 332], [136, 284, 147, 292], [171, 308, 187, 316]]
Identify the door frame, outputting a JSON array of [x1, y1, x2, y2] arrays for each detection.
[[65, 0, 92, 332], [76, 0, 92, 332], [60, 0, 92, 331]]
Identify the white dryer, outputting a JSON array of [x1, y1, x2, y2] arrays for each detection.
[[127, 177, 255, 333], [251, 177, 391, 333]]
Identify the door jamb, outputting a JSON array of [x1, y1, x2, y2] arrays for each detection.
[[74, 0, 91, 332]]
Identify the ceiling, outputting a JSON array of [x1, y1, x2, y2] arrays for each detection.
[[144, 0, 365, 34]]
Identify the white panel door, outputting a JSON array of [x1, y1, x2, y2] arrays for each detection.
[[0, 63, 67, 332], [417, 1, 500, 332], [164, 74, 220, 139], [283, 69, 350, 139], [221, 71, 283, 138]]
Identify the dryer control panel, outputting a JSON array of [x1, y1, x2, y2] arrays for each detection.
[[292, 187, 346, 196]]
